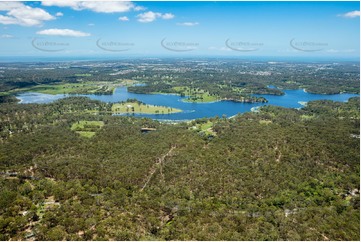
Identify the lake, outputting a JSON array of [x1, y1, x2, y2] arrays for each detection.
[[16, 87, 359, 121]]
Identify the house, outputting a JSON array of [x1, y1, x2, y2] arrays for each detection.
[[141, 127, 157, 133]]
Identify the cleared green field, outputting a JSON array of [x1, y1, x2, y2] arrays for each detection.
[[118, 79, 141, 86], [259, 120, 273, 125], [112, 102, 182, 114], [22, 79, 142, 95], [74, 73, 92, 77], [173, 86, 219, 103], [199, 121, 214, 130], [75, 131, 97, 138], [27, 84, 85, 94], [26, 82, 115, 95], [191, 121, 217, 136], [71, 121, 104, 138], [300, 114, 315, 120]]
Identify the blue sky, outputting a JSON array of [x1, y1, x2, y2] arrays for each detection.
[[0, 1, 359, 60]]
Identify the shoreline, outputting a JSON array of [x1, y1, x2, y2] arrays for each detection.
[[298, 101, 308, 106]]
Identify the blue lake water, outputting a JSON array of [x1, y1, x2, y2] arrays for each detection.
[[16, 87, 359, 121]]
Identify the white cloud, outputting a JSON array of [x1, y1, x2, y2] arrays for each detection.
[[0, 15, 19, 25], [137, 11, 160, 23], [208, 46, 231, 52], [162, 13, 174, 20], [344, 49, 356, 53], [326, 49, 339, 53], [42, 1, 143, 13], [55, 12, 63, 17], [137, 11, 175, 23], [326, 49, 356, 53], [0, 2, 24, 11], [37, 28, 91, 37], [177, 22, 199, 26], [134, 6, 146, 11], [88, 23, 95, 26], [41, 1, 79, 9], [0, 34, 13, 38], [338, 10, 360, 18], [0, 2, 55, 26], [119, 16, 129, 21], [78, 2, 134, 13]]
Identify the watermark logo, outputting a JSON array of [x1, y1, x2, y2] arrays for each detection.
[[290, 38, 328, 52], [161, 38, 199, 52], [31, 38, 69, 52], [96, 38, 134, 52], [225, 38, 263, 52]]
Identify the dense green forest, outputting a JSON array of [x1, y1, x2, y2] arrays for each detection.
[[0, 96, 359, 240]]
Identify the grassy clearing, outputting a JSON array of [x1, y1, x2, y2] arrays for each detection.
[[259, 120, 273, 125], [300, 115, 315, 120], [232, 87, 247, 94], [76, 131, 97, 138], [26, 82, 117, 95], [22, 81, 124, 95], [173, 86, 219, 103], [118, 79, 141, 86], [74, 73, 92, 77], [112, 101, 182, 114], [71, 121, 104, 138], [199, 121, 214, 131], [191, 121, 217, 136]]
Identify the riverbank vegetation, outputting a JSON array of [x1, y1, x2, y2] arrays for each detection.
[[0, 96, 359, 240]]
